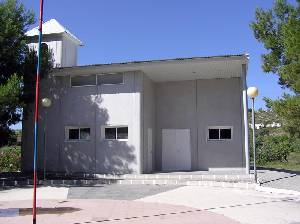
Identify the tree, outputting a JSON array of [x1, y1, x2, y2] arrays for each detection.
[[251, 0, 300, 137], [0, 0, 34, 83], [0, 0, 52, 146], [265, 95, 300, 137]]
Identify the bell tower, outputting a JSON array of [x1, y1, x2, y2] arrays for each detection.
[[26, 19, 83, 68]]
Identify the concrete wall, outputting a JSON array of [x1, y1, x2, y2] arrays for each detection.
[[155, 81, 197, 171], [196, 78, 244, 169], [155, 78, 244, 171], [142, 74, 156, 173], [61, 35, 78, 67], [22, 71, 142, 174], [95, 71, 142, 174], [22, 71, 244, 174], [22, 73, 64, 173]]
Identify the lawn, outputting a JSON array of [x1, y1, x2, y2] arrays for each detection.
[[261, 151, 300, 172]]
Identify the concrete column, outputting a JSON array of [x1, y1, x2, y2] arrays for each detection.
[[242, 64, 250, 174]]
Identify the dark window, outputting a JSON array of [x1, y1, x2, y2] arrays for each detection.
[[67, 127, 90, 141], [220, 129, 231, 139], [97, 73, 123, 85], [105, 128, 116, 139], [208, 129, 219, 140], [69, 129, 79, 140], [117, 127, 128, 139], [80, 128, 91, 140], [71, 75, 96, 87], [208, 127, 232, 140]]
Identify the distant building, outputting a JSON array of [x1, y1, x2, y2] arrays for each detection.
[[249, 122, 282, 129]]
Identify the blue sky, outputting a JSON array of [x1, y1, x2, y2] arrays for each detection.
[[11, 0, 291, 129]]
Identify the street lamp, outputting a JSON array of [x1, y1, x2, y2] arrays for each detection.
[[41, 98, 52, 180], [247, 87, 258, 183]]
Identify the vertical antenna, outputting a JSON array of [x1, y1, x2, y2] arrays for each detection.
[[33, 0, 44, 223]]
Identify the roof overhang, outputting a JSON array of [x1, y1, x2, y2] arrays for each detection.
[[51, 54, 249, 82]]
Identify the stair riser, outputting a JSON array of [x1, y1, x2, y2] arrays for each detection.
[[1, 179, 256, 190]]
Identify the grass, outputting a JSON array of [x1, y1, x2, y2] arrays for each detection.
[[261, 151, 300, 172]]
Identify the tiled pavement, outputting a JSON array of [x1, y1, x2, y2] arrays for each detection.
[[0, 199, 240, 224], [68, 184, 180, 200]]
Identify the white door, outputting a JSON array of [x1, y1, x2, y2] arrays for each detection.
[[162, 129, 191, 171], [147, 128, 153, 172]]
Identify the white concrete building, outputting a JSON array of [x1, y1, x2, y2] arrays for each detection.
[[22, 20, 250, 174]]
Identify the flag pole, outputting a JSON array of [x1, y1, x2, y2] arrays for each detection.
[[33, 0, 44, 223]]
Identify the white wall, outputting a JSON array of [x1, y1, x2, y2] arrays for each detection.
[[22, 71, 143, 174], [61, 35, 78, 67]]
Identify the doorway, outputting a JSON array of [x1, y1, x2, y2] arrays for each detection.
[[162, 129, 191, 171]]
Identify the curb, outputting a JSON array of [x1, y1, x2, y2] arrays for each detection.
[[0, 179, 117, 187], [255, 185, 300, 196]]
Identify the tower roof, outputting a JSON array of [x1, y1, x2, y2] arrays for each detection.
[[26, 19, 83, 46]]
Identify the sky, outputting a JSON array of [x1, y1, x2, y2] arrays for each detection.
[[11, 0, 291, 129]]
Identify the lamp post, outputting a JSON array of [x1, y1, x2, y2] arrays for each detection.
[[247, 87, 258, 183], [41, 98, 52, 180]]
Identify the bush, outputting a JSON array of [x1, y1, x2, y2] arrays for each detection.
[[255, 135, 296, 165], [0, 146, 21, 172]]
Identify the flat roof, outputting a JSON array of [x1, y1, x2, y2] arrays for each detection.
[[52, 54, 249, 82]]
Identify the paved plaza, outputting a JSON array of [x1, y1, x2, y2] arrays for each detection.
[[0, 169, 300, 224], [0, 184, 299, 224]]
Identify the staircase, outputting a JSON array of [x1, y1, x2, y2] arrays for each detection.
[[1, 172, 256, 190]]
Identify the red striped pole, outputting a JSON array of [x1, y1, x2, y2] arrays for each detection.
[[33, 0, 44, 223]]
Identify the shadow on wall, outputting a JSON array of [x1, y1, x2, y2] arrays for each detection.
[[59, 86, 137, 174]]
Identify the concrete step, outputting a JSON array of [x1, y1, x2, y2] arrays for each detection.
[[1, 174, 255, 190], [0, 178, 256, 190], [95, 174, 255, 183]]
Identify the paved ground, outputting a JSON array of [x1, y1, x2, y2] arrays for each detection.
[[138, 186, 300, 224], [68, 184, 179, 200], [0, 168, 300, 224], [0, 199, 240, 224], [258, 168, 300, 192], [0, 186, 68, 201], [1, 185, 300, 224]]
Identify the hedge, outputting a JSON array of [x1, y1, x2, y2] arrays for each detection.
[[0, 146, 21, 172]]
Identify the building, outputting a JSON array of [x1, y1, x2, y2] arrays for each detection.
[[22, 19, 250, 174]]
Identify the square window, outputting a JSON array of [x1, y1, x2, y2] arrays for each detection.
[[105, 128, 116, 139], [117, 127, 128, 139], [220, 129, 231, 139], [69, 129, 79, 140], [208, 129, 219, 140], [80, 128, 90, 140], [71, 75, 96, 87], [97, 73, 123, 85]]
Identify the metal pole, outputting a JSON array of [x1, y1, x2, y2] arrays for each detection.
[[43, 110, 47, 180], [251, 98, 257, 183], [33, 0, 44, 223], [242, 66, 250, 174]]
